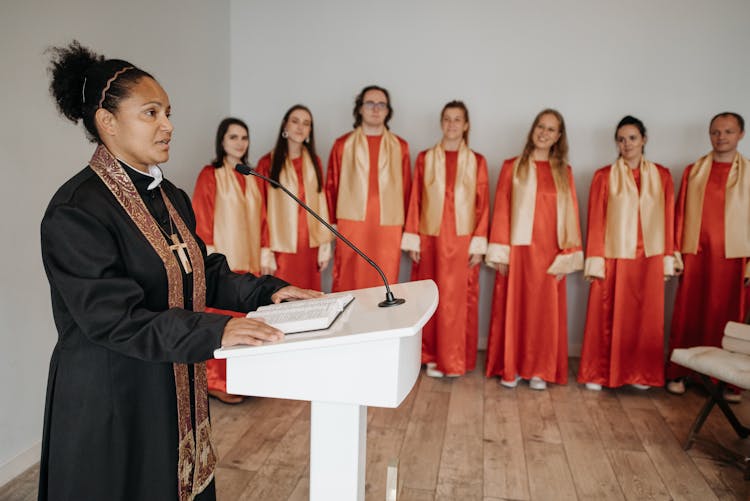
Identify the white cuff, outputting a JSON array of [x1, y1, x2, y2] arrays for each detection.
[[547, 250, 584, 275], [401, 232, 420, 252], [260, 247, 277, 273], [468, 236, 488, 255], [317, 241, 332, 264], [674, 251, 684, 273], [583, 256, 605, 280], [485, 243, 510, 267], [663, 255, 676, 277]]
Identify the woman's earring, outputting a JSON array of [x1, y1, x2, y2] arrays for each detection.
[[282, 130, 288, 139]]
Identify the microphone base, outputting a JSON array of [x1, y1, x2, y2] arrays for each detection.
[[379, 292, 406, 308]]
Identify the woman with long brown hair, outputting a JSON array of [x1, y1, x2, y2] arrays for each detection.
[[256, 105, 333, 288], [192, 118, 274, 404], [484, 109, 583, 390]]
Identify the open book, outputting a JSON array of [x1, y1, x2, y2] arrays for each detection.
[[246, 293, 355, 334]]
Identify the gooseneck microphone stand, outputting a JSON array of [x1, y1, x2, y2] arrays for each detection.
[[235, 164, 405, 307]]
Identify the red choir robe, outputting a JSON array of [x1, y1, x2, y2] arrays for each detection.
[[257, 154, 330, 289], [402, 148, 490, 375], [326, 131, 411, 292], [577, 163, 675, 388], [667, 160, 750, 379], [485, 158, 583, 384], [192, 165, 269, 393]]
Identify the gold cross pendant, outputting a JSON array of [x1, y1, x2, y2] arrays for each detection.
[[168, 233, 193, 274]]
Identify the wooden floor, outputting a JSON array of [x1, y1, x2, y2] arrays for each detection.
[[4, 357, 750, 501]]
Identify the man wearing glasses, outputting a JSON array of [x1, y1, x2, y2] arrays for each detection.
[[326, 85, 411, 292]]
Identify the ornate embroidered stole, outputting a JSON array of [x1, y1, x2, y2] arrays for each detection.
[[336, 127, 404, 225], [682, 152, 750, 258], [88, 145, 215, 501], [266, 150, 333, 252], [213, 164, 262, 273], [510, 156, 581, 249], [604, 157, 665, 258], [419, 142, 477, 236]]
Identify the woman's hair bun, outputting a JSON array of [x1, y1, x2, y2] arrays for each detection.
[[47, 40, 104, 123]]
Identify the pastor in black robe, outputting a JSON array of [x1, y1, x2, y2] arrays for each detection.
[[38, 162, 288, 501]]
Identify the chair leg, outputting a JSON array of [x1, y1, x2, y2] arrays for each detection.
[[684, 391, 716, 450], [698, 375, 750, 438]]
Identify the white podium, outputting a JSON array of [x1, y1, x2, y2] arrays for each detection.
[[214, 279, 438, 501]]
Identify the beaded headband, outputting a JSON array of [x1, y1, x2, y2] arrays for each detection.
[[98, 66, 134, 109]]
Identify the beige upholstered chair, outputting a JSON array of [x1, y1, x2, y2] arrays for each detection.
[[670, 321, 750, 478]]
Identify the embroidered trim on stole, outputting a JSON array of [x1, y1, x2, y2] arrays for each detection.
[[88, 145, 216, 501]]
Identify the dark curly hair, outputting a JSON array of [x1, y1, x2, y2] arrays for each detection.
[[352, 85, 392, 129], [47, 40, 154, 143]]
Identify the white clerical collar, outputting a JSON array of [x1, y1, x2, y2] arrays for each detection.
[[119, 159, 164, 190]]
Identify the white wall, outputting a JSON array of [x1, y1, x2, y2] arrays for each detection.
[[230, 0, 750, 350], [0, 0, 230, 483]]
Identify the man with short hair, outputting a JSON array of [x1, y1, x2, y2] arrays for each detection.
[[326, 85, 411, 291], [667, 112, 750, 400]]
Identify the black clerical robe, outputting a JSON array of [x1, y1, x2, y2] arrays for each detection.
[[38, 163, 288, 501]]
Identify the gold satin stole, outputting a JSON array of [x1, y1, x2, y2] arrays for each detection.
[[266, 150, 333, 253], [336, 127, 404, 225], [419, 142, 477, 236], [510, 156, 581, 249], [682, 152, 750, 258], [604, 157, 665, 258], [212, 165, 261, 273]]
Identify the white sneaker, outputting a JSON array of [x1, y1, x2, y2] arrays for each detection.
[[500, 375, 521, 388], [724, 389, 742, 403], [631, 384, 650, 390], [585, 382, 602, 391], [529, 377, 547, 391], [666, 379, 686, 395], [425, 362, 444, 378]]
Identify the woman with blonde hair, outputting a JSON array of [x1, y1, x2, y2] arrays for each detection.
[[401, 100, 490, 377], [485, 109, 583, 390]]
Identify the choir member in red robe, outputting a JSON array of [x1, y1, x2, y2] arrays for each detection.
[[326, 85, 411, 292], [578, 116, 676, 390], [667, 112, 750, 399], [41, 42, 317, 500], [193, 118, 273, 404], [402, 101, 490, 377], [256, 105, 333, 289], [485, 109, 583, 390]]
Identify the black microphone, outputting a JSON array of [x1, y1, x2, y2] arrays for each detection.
[[235, 163, 405, 307]]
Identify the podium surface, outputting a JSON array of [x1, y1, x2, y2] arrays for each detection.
[[214, 280, 438, 500]]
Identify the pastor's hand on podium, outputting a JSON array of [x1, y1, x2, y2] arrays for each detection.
[[221, 317, 284, 347], [271, 285, 324, 304]]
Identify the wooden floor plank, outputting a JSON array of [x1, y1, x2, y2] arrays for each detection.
[[483, 388, 530, 500], [397, 379, 451, 493], [221, 398, 305, 472], [366, 425, 407, 501], [623, 405, 719, 501], [435, 369, 484, 501], [517, 385, 562, 445], [214, 466, 256, 500], [524, 440, 578, 501], [606, 449, 671, 501], [553, 402, 625, 500]]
